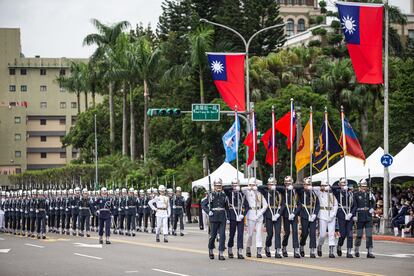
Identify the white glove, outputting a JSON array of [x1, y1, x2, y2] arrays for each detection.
[[353, 216, 357, 222], [288, 214, 295, 220], [272, 214, 280, 221], [287, 185, 293, 191], [309, 214, 317, 222], [345, 213, 353, 221], [325, 186, 330, 191], [209, 211, 213, 216], [97, 210, 100, 215], [237, 214, 244, 221], [46, 215, 49, 219], [226, 220, 230, 224], [35, 210, 39, 213], [270, 185, 276, 191], [369, 208, 374, 214]]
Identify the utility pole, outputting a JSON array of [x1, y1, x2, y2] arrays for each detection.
[[94, 114, 98, 191]]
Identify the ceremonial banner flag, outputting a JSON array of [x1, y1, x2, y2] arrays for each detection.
[[313, 120, 343, 172], [275, 107, 296, 149], [243, 112, 257, 166], [295, 117, 313, 172], [222, 116, 240, 163], [336, 1, 384, 84], [207, 53, 246, 111], [340, 117, 366, 161], [261, 123, 278, 166]]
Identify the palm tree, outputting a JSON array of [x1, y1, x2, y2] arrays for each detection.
[[57, 61, 85, 114], [83, 19, 130, 154]]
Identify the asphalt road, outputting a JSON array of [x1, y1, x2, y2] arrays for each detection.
[[0, 224, 413, 276]]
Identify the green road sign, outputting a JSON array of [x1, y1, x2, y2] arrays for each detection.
[[191, 104, 220, 121]]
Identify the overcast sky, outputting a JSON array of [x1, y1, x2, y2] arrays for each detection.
[[0, 0, 164, 58]]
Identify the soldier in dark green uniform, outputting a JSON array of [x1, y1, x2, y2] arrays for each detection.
[[201, 178, 228, 260], [352, 179, 375, 258]]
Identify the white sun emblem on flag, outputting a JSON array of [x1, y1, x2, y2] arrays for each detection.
[[341, 15, 357, 35], [211, 60, 224, 74]]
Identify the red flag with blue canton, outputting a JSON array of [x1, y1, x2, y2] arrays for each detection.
[[336, 1, 383, 84], [340, 118, 366, 161], [275, 109, 296, 150], [261, 124, 278, 166], [207, 53, 246, 111]]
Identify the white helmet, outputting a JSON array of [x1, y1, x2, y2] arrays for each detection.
[[176, 186, 182, 192], [267, 177, 276, 185], [284, 176, 293, 185], [129, 187, 134, 193], [121, 188, 127, 194], [82, 188, 88, 194], [38, 189, 44, 194], [213, 178, 223, 185], [115, 188, 120, 195], [139, 189, 144, 195], [231, 178, 239, 185], [74, 187, 80, 192], [248, 178, 256, 185], [146, 189, 151, 194], [68, 189, 74, 194], [359, 179, 367, 187], [101, 187, 107, 193], [158, 185, 166, 192]]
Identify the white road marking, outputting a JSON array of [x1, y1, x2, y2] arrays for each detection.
[[0, 248, 11, 253], [340, 250, 414, 258], [125, 271, 139, 274], [0, 237, 5, 240], [24, 243, 44, 248], [152, 268, 190, 276], [74, 242, 102, 248], [74, 253, 103, 260]]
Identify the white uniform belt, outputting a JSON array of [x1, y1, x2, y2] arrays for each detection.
[[212, 208, 225, 211]]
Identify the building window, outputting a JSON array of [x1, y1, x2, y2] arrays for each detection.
[[298, 19, 305, 33], [9, 68, 16, 75], [286, 19, 295, 36], [40, 85, 47, 91], [59, 118, 66, 125], [15, 151, 21, 158], [40, 152, 47, 158], [15, 117, 21, 124], [60, 102, 67, 109], [20, 68, 27, 75], [15, 133, 21, 141], [40, 136, 47, 142], [9, 85, 16, 92], [409, 30, 414, 39], [16, 168, 21, 174], [59, 69, 66, 76], [9, 102, 16, 107], [72, 152, 78, 158], [21, 85, 27, 92], [40, 102, 47, 109], [71, 102, 77, 109], [60, 152, 67, 158], [40, 69, 46, 75]]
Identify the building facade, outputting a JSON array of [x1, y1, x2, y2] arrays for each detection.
[[0, 28, 94, 188]]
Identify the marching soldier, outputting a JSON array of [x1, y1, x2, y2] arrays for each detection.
[[64, 189, 73, 235], [352, 179, 375, 258], [172, 187, 185, 237], [278, 176, 301, 258], [332, 178, 354, 258], [79, 188, 93, 237], [126, 187, 137, 236], [313, 180, 338, 258], [150, 188, 158, 234], [298, 177, 320, 258], [143, 189, 152, 233], [201, 178, 228, 260], [21, 190, 30, 236], [29, 190, 37, 237], [224, 179, 246, 259], [149, 185, 171, 242], [258, 177, 284, 258], [35, 190, 48, 239], [95, 187, 112, 244], [71, 187, 81, 236], [119, 188, 127, 235], [137, 190, 145, 232], [242, 178, 268, 258], [112, 189, 120, 234], [55, 190, 63, 234]]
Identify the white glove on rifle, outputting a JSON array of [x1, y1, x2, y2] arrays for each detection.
[[309, 214, 317, 222], [369, 208, 374, 214], [209, 211, 213, 216], [272, 214, 280, 221], [345, 213, 353, 221], [287, 185, 293, 191], [226, 220, 230, 224], [288, 214, 295, 221], [237, 214, 244, 221]]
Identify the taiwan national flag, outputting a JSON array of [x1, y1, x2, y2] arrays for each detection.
[[336, 1, 384, 84], [340, 118, 366, 161], [207, 53, 245, 111]]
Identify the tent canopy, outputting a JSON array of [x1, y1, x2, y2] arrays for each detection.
[[191, 162, 262, 191], [390, 142, 414, 180]]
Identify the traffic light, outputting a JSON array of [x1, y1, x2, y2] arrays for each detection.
[[147, 108, 182, 117]]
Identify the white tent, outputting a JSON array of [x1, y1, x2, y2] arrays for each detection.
[[191, 162, 262, 191], [311, 147, 384, 183], [390, 142, 414, 180]]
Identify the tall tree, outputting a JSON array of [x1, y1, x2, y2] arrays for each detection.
[[57, 61, 85, 115]]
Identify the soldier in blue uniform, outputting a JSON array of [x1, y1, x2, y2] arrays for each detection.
[[224, 179, 246, 259], [201, 178, 228, 260], [297, 177, 320, 258], [64, 189, 73, 235], [332, 178, 355, 258], [172, 187, 186, 237], [71, 187, 81, 236], [22, 191, 30, 236], [79, 188, 93, 237], [118, 188, 127, 235], [29, 190, 37, 237], [126, 188, 137, 236], [352, 179, 375, 258], [55, 190, 63, 234], [48, 190, 56, 233], [111, 189, 120, 234], [95, 187, 113, 244], [143, 189, 152, 233], [137, 190, 145, 232], [35, 190, 48, 239], [258, 177, 284, 259]]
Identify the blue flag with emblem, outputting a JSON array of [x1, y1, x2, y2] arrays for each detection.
[[222, 116, 240, 163], [313, 121, 343, 172]]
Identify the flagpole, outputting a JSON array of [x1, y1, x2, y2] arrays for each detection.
[[290, 98, 294, 178], [309, 106, 313, 181], [252, 107, 257, 181], [325, 107, 330, 185], [341, 106, 348, 185], [235, 106, 239, 184], [272, 105, 276, 179]]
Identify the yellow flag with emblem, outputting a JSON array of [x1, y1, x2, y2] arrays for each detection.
[[295, 118, 313, 172]]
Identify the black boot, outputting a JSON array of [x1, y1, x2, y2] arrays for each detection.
[[282, 246, 288, 257], [317, 245, 322, 257], [246, 247, 251, 257], [209, 249, 214, 259], [265, 247, 271, 258], [346, 248, 353, 258], [156, 234, 160, 242], [99, 236, 103, 244], [106, 239, 111, 244], [228, 248, 234, 259], [355, 246, 360, 258], [337, 245, 342, 257], [329, 246, 335, 258], [367, 247, 375, 259], [300, 246, 305, 257]]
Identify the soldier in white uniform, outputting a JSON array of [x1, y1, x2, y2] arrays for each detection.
[[313, 180, 338, 258], [242, 178, 268, 258], [149, 185, 171, 243], [0, 191, 5, 231]]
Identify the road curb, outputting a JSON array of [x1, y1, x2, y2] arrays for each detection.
[[373, 235, 414, 244]]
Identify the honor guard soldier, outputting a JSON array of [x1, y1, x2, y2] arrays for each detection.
[[172, 187, 185, 237], [137, 190, 145, 232], [28, 190, 37, 237], [279, 176, 301, 258], [149, 185, 171, 242], [224, 178, 246, 259], [21, 191, 30, 236], [242, 178, 268, 258], [201, 178, 228, 260], [60, 190, 68, 234], [258, 177, 284, 258], [96, 187, 112, 244], [71, 187, 81, 236], [352, 179, 376, 258], [65, 189, 73, 235], [313, 180, 338, 258], [48, 190, 56, 233], [0, 191, 5, 232], [126, 187, 138, 236], [15, 190, 22, 235], [150, 188, 158, 233], [79, 188, 93, 237], [298, 177, 320, 258], [55, 190, 63, 234], [35, 190, 48, 239], [332, 177, 354, 258], [143, 189, 152, 233]]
